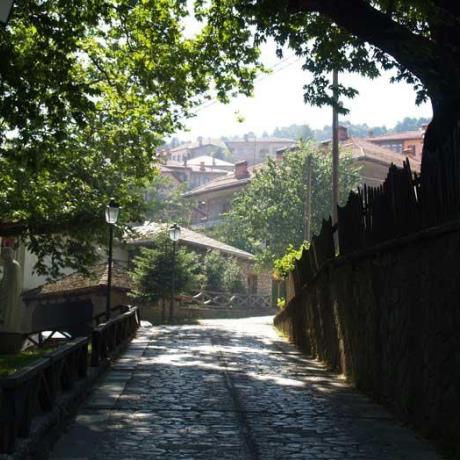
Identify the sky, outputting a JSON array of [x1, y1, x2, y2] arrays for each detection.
[[177, 42, 433, 142]]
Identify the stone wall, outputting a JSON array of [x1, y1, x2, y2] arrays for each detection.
[[274, 222, 460, 451]]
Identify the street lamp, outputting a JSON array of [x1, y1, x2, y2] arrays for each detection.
[[168, 223, 181, 322], [0, 1, 15, 25], [105, 198, 120, 321]]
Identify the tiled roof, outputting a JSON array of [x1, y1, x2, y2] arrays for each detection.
[[185, 137, 421, 198], [225, 137, 295, 144], [163, 160, 229, 174], [344, 137, 421, 172], [128, 222, 254, 260], [23, 263, 132, 300], [187, 155, 234, 167], [366, 130, 425, 142], [321, 137, 421, 172], [183, 163, 265, 197], [169, 139, 227, 153]]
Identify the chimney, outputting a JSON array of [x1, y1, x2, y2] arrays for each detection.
[[338, 125, 349, 142], [200, 161, 205, 171], [197, 136, 203, 146], [235, 160, 250, 179]]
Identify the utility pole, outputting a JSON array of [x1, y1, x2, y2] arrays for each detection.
[[332, 69, 339, 225], [170, 239, 176, 323]]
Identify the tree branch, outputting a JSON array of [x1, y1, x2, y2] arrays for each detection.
[[438, 0, 460, 20], [0, 216, 101, 238], [287, 0, 459, 94]]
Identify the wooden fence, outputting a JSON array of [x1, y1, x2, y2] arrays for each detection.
[[91, 306, 140, 367], [292, 141, 460, 291], [0, 305, 140, 454]]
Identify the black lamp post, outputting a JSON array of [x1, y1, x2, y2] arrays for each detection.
[[168, 223, 181, 322], [0, 1, 15, 25], [105, 198, 120, 321]]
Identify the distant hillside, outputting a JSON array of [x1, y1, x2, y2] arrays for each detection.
[[271, 116, 431, 142], [167, 116, 431, 149]]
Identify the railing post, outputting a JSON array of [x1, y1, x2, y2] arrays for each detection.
[[91, 329, 101, 367]]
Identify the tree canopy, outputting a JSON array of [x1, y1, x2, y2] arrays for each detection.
[[197, 0, 459, 159], [0, 0, 260, 275], [216, 142, 361, 268]]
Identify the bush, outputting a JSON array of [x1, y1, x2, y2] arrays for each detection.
[[203, 250, 246, 294], [222, 257, 246, 294], [273, 242, 310, 279], [203, 250, 226, 292]]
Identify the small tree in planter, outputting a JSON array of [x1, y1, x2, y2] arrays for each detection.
[[129, 231, 202, 321]]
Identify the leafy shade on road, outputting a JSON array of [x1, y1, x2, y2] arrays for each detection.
[[216, 142, 361, 268], [0, 0, 261, 276]]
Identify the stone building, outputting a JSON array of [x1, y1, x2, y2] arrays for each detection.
[[186, 128, 421, 229], [159, 156, 232, 190], [225, 136, 295, 165], [165, 138, 229, 163], [321, 126, 421, 187], [1, 222, 272, 335], [123, 222, 272, 297], [184, 160, 260, 229], [365, 127, 426, 161]]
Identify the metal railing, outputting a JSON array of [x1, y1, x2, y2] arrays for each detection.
[[0, 305, 141, 454], [0, 338, 88, 453]]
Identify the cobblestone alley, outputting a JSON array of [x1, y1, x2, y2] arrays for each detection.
[[51, 316, 442, 460]]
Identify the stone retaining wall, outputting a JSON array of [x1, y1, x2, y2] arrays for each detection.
[[274, 222, 460, 452]]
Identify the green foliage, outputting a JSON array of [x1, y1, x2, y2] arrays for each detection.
[[196, 1, 459, 112], [143, 174, 192, 225], [203, 250, 226, 292], [222, 257, 246, 294], [129, 232, 203, 304], [203, 250, 245, 294], [0, 346, 57, 377], [272, 124, 314, 140], [394, 117, 431, 133], [277, 297, 286, 310], [217, 141, 361, 268], [273, 243, 310, 279], [0, 0, 262, 276]]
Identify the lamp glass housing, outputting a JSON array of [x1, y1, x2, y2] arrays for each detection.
[[105, 200, 120, 224], [169, 224, 181, 242], [0, 0, 14, 25]]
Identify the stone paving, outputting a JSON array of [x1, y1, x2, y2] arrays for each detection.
[[51, 316, 443, 460]]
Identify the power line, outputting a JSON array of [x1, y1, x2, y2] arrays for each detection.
[[193, 54, 302, 114]]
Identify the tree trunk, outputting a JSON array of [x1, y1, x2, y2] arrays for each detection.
[[418, 93, 460, 226], [422, 94, 460, 172]]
